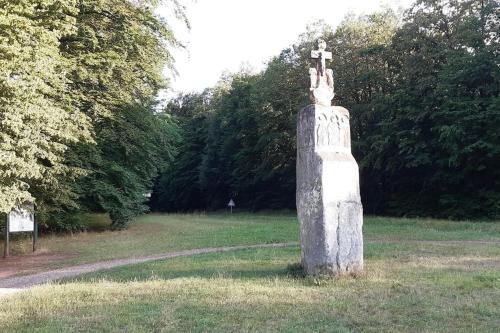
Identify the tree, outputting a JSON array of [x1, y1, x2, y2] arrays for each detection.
[[1, 0, 187, 229], [151, 93, 210, 211], [0, 0, 92, 214], [369, 0, 500, 217], [74, 105, 179, 228], [154, 1, 499, 220], [60, 0, 184, 121], [57, 0, 187, 228]]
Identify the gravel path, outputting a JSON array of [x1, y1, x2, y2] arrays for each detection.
[[0, 242, 298, 290]]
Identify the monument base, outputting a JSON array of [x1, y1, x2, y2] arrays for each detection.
[[296, 104, 363, 276]]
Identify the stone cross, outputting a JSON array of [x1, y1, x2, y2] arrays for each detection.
[[310, 39, 332, 77], [296, 41, 363, 276], [309, 39, 334, 106]]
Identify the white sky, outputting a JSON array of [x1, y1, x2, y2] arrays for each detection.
[[157, 0, 413, 96]]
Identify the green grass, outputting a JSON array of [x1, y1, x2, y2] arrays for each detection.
[[363, 215, 500, 241], [3, 213, 500, 272], [1, 243, 499, 332], [2, 213, 299, 270], [1, 213, 499, 332]]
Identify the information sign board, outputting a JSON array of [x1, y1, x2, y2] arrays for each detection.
[[9, 205, 35, 232]]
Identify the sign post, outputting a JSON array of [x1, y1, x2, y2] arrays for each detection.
[[33, 218, 38, 252], [3, 213, 9, 258], [228, 199, 235, 214]]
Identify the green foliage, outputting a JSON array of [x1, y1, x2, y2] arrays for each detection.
[[0, 0, 185, 229], [154, 1, 499, 219], [60, 0, 184, 229], [0, 0, 92, 214], [362, 0, 500, 217], [152, 93, 210, 211], [60, 0, 182, 120], [153, 61, 307, 211], [2, 0, 497, 222], [74, 105, 179, 229]]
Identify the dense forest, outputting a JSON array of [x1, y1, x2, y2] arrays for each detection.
[[152, 0, 500, 219], [1, 0, 498, 232]]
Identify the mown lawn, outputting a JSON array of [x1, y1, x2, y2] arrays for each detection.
[[0, 213, 499, 332], [1, 213, 298, 272], [3, 213, 500, 273]]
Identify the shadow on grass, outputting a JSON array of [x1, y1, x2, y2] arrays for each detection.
[[67, 264, 369, 289], [69, 265, 299, 283], [65, 246, 372, 287], [63, 247, 306, 284]]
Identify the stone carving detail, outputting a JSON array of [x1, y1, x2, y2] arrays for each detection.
[[315, 110, 350, 149], [310, 39, 334, 106]]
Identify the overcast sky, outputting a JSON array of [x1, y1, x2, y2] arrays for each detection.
[[157, 0, 413, 96]]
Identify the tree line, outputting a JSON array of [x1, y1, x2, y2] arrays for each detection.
[[1, 0, 185, 229], [152, 0, 500, 219], [1, 0, 498, 231]]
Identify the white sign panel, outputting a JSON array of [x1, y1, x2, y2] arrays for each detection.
[[9, 205, 34, 232]]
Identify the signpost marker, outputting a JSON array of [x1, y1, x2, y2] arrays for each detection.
[[33, 217, 38, 252], [4, 214, 9, 258], [228, 199, 235, 214]]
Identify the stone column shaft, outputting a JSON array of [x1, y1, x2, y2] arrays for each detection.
[[296, 104, 363, 275]]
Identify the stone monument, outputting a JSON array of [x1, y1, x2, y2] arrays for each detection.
[[296, 39, 363, 276]]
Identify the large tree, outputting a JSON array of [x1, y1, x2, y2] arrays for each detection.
[[1, 0, 186, 229], [151, 92, 211, 212], [0, 0, 92, 214], [56, 0, 186, 229], [60, 0, 184, 120]]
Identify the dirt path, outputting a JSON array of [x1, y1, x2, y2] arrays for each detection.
[[0, 252, 74, 280], [1, 238, 498, 296], [0, 242, 297, 290]]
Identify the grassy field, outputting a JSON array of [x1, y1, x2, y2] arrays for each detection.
[[1, 213, 298, 273], [3, 213, 500, 270], [1, 213, 500, 332]]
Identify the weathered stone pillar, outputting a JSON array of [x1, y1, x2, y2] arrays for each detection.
[[296, 40, 363, 276]]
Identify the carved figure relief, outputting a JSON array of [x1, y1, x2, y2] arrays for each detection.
[[315, 110, 350, 149]]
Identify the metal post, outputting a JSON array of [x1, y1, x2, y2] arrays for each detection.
[[33, 216, 37, 252], [4, 213, 9, 258]]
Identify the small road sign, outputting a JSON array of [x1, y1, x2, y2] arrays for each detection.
[[228, 199, 235, 213]]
